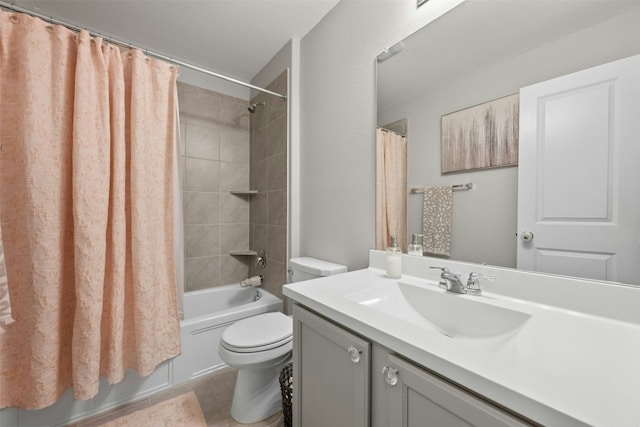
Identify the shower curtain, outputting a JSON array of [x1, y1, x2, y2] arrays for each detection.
[[0, 10, 180, 409], [375, 128, 407, 252]]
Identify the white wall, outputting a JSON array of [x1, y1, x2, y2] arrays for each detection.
[[378, 7, 640, 268], [299, 0, 464, 270]]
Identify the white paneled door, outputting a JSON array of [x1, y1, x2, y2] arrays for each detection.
[[517, 54, 640, 285]]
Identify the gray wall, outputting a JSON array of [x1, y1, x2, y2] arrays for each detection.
[[377, 7, 640, 268], [299, 0, 640, 271], [299, 0, 464, 270]]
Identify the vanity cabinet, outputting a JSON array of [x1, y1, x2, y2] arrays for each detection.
[[374, 349, 529, 427], [292, 304, 371, 427], [294, 304, 531, 427]]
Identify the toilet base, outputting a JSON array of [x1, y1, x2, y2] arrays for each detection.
[[230, 354, 292, 424]]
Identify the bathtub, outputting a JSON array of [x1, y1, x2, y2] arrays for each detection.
[[172, 284, 283, 384]]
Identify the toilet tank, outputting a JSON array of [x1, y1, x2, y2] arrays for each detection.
[[288, 257, 347, 283]]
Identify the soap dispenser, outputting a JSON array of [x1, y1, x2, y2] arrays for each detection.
[[408, 233, 423, 256], [386, 235, 402, 278]]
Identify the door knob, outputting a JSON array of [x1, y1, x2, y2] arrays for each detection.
[[520, 231, 534, 242]]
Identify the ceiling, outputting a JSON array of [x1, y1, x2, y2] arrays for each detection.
[[12, 0, 339, 84], [377, 0, 640, 112]]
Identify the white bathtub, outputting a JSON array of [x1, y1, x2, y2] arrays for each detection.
[[172, 284, 283, 384]]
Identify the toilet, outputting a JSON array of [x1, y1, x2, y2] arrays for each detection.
[[218, 257, 347, 424]]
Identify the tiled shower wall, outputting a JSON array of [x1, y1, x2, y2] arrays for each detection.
[[178, 82, 252, 292], [250, 71, 288, 302]]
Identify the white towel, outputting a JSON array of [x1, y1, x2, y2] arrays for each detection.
[[423, 186, 453, 257], [0, 224, 14, 333]]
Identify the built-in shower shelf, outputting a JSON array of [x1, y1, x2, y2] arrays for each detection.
[[229, 190, 259, 196], [228, 250, 258, 256]]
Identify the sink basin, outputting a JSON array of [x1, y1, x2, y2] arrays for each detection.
[[346, 281, 531, 339]]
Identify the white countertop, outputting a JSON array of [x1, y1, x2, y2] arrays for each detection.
[[283, 251, 640, 427]]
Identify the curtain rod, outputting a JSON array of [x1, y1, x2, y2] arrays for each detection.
[[0, 1, 287, 100]]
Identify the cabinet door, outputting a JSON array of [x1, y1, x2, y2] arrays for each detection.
[[384, 354, 529, 427], [292, 305, 370, 427]]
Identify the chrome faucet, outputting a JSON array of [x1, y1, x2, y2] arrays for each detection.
[[429, 267, 465, 294], [465, 272, 495, 296], [430, 267, 494, 295]]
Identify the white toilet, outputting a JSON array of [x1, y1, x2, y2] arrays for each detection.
[[218, 257, 347, 424]]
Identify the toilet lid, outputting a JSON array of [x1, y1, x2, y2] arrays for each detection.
[[222, 312, 292, 352]]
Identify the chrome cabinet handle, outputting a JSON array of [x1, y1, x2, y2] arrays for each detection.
[[347, 346, 361, 363], [381, 366, 398, 386]]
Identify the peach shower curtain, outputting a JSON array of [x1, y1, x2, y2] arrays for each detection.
[[0, 10, 180, 409], [375, 128, 407, 252]]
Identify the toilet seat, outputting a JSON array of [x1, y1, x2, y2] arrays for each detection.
[[222, 312, 292, 353]]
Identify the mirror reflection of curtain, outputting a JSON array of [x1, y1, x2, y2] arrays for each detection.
[[376, 128, 407, 252], [0, 10, 180, 409]]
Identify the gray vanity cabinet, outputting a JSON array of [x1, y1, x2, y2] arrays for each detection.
[[376, 352, 530, 427], [292, 304, 371, 427], [293, 304, 533, 427]]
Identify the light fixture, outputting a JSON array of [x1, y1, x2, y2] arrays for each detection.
[[376, 41, 405, 63]]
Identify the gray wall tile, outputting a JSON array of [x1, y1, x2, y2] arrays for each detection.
[[267, 225, 286, 264], [267, 190, 286, 227], [251, 224, 268, 254], [221, 255, 250, 285], [221, 193, 250, 224], [220, 100, 250, 130], [252, 126, 268, 163], [185, 224, 220, 258], [267, 153, 286, 191], [178, 83, 221, 123], [186, 256, 221, 291], [220, 162, 249, 191], [252, 159, 268, 192], [186, 123, 219, 160], [221, 224, 250, 253], [251, 193, 268, 225], [250, 93, 268, 131], [184, 192, 220, 225], [267, 115, 287, 157], [185, 158, 219, 191], [220, 127, 249, 162]]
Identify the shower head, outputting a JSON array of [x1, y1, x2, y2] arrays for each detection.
[[248, 101, 265, 113]]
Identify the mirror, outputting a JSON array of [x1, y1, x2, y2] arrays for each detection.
[[376, 0, 640, 285]]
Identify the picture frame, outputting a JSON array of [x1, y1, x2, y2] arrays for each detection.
[[441, 93, 519, 173]]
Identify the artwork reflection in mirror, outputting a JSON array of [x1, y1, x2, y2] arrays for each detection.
[[441, 93, 519, 174], [376, 0, 640, 286]]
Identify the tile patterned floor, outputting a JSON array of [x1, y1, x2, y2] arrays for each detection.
[[71, 368, 285, 427]]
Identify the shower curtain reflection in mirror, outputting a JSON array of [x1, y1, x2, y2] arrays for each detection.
[[0, 10, 180, 410], [376, 127, 408, 253]]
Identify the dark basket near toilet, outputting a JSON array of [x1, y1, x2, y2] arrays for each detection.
[[279, 361, 293, 427]]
